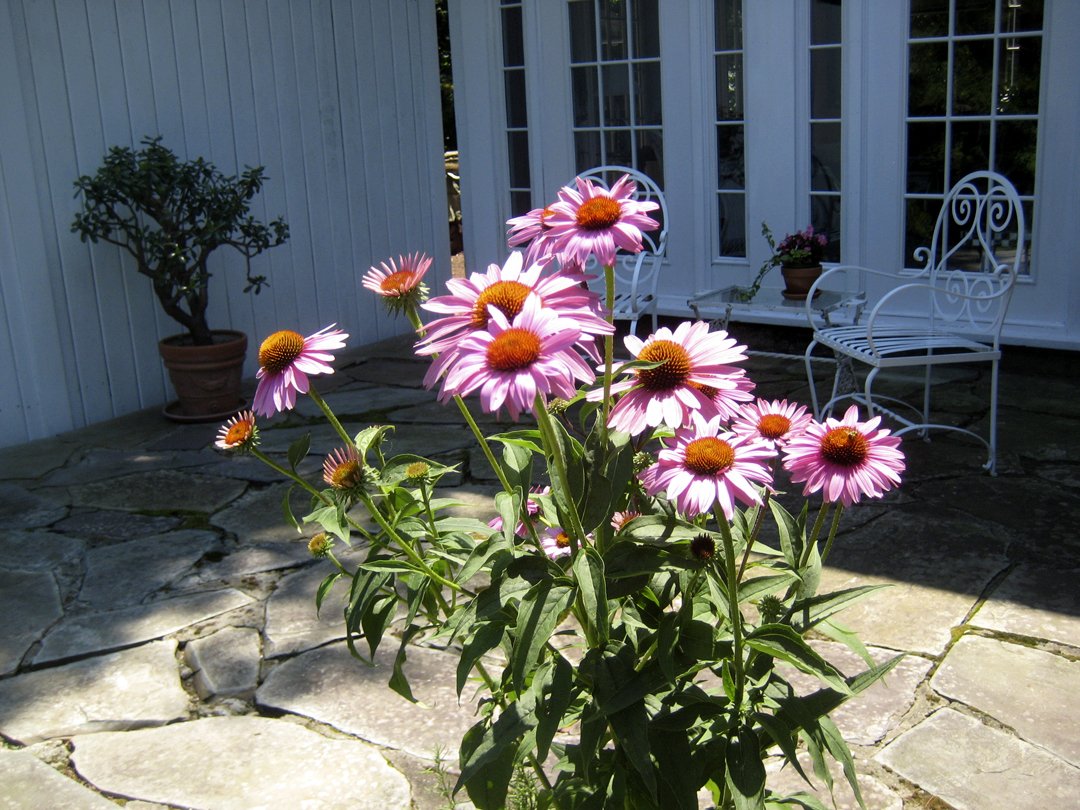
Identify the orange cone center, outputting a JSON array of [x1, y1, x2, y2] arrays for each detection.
[[471, 281, 532, 328], [259, 330, 305, 374], [684, 437, 735, 476], [820, 427, 869, 466], [575, 196, 622, 230], [637, 340, 691, 390], [486, 328, 542, 372]]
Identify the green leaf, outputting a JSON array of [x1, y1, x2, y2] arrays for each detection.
[[745, 624, 851, 695], [739, 573, 799, 604], [754, 711, 813, 786], [725, 725, 766, 810], [531, 653, 575, 762], [458, 721, 518, 810], [359, 593, 398, 659], [608, 702, 656, 802], [494, 489, 523, 545], [818, 715, 866, 809], [287, 433, 310, 471], [304, 503, 350, 542], [815, 618, 876, 669], [510, 581, 575, 692], [764, 791, 831, 810], [359, 559, 427, 574], [497, 440, 534, 494], [388, 627, 421, 704], [315, 571, 343, 616], [573, 546, 609, 646], [354, 424, 394, 458], [789, 585, 889, 633], [455, 533, 510, 586], [797, 540, 822, 600], [379, 453, 455, 486], [457, 621, 506, 696], [769, 499, 804, 568], [281, 486, 302, 533]]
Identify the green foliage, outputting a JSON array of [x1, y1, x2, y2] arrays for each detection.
[[71, 136, 289, 344]]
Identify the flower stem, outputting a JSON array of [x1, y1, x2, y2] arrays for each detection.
[[818, 503, 845, 566], [533, 392, 586, 552], [716, 511, 746, 716], [736, 491, 771, 582], [600, 263, 616, 446], [251, 447, 332, 506], [359, 492, 462, 593], [799, 501, 833, 569]]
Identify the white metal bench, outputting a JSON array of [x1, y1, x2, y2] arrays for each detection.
[[803, 170, 1026, 474]]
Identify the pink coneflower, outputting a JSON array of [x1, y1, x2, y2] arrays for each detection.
[[323, 446, 363, 490], [782, 405, 905, 506], [731, 399, 813, 451], [362, 253, 432, 311], [507, 206, 556, 247], [215, 410, 259, 452], [418, 251, 611, 359], [543, 174, 660, 268], [540, 526, 574, 559], [639, 413, 774, 519], [600, 321, 751, 436], [428, 294, 594, 420], [252, 324, 349, 416], [610, 510, 641, 533]]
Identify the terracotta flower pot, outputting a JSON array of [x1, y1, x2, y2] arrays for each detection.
[[158, 330, 248, 421], [780, 263, 823, 300]]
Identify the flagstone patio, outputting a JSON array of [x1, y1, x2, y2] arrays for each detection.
[[1, 328, 1078, 809]]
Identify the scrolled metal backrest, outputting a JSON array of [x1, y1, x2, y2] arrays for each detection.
[[573, 166, 669, 307], [914, 170, 1026, 336]]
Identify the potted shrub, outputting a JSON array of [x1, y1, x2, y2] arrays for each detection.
[[741, 222, 829, 301], [72, 136, 289, 420]]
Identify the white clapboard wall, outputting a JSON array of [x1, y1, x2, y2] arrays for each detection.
[[0, 0, 450, 448]]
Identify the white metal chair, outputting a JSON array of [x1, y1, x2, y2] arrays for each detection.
[[572, 165, 669, 336], [803, 170, 1026, 474]]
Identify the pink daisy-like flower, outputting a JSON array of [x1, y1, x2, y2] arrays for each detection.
[[428, 294, 595, 420], [507, 205, 556, 248], [610, 510, 641, 533], [782, 405, 905, 506], [599, 320, 751, 436], [323, 446, 363, 490], [543, 174, 660, 268], [418, 251, 611, 359], [539, 526, 574, 559], [215, 410, 259, 452], [639, 413, 775, 519], [362, 253, 432, 310], [731, 398, 813, 451], [252, 324, 349, 416]]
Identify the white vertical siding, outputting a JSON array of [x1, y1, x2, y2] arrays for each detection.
[[0, 0, 450, 448]]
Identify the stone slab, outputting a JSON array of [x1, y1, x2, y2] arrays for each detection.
[[765, 753, 902, 810], [210, 483, 316, 545], [0, 529, 85, 571], [971, 564, 1080, 649], [0, 749, 118, 809], [0, 568, 63, 676], [180, 543, 309, 585], [184, 626, 261, 699], [70, 715, 410, 810], [34, 588, 254, 665], [51, 509, 184, 545], [66, 469, 247, 514], [293, 384, 431, 418], [0, 483, 67, 529], [41, 448, 210, 487], [817, 507, 1010, 654], [0, 437, 78, 481], [256, 642, 476, 761], [931, 634, 1080, 765], [79, 530, 219, 609], [0, 640, 189, 744], [876, 707, 1080, 810], [779, 643, 932, 746], [262, 565, 348, 658]]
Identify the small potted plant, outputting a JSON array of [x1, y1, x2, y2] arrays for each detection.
[[72, 136, 289, 420], [741, 222, 829, 301]]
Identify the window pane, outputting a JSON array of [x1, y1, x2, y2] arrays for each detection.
[[507, 132, 530, 187], [811, 195, 841, 262], [716, 124, 745, 188], [909, 42, 949, 116], [504, 69, 527, 128], [910, 0, 949, 38], [632, 0, 660, 58], [510, 190, 533, 218], [905, 198, 938, 267], [1003, 0, 1044, 33], [572, 67, 599, 126], [950, 120, 990, 186], [603, 63, 631, 126], [811, 48, 842, 119], [636, 129, 664, 186], [715, 54, 744, 120], [569, 1, 596, 63], [634, 62, 663, 125], [811, 123, 842, 192], [907, 121, 947, 194], [953, 39, 994, 115], [574, 131, 601, 173], [995, 119, 1038, 196], [501, 6, 524, 67], [605, 129, 633, 167], [718, 192, 746, 257], [956, 0, 996, 35], [998, 36, 1041, 115], [714, 0, 742, 51], [811, 0, 842, 46], [600, 0, 627, 61]]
